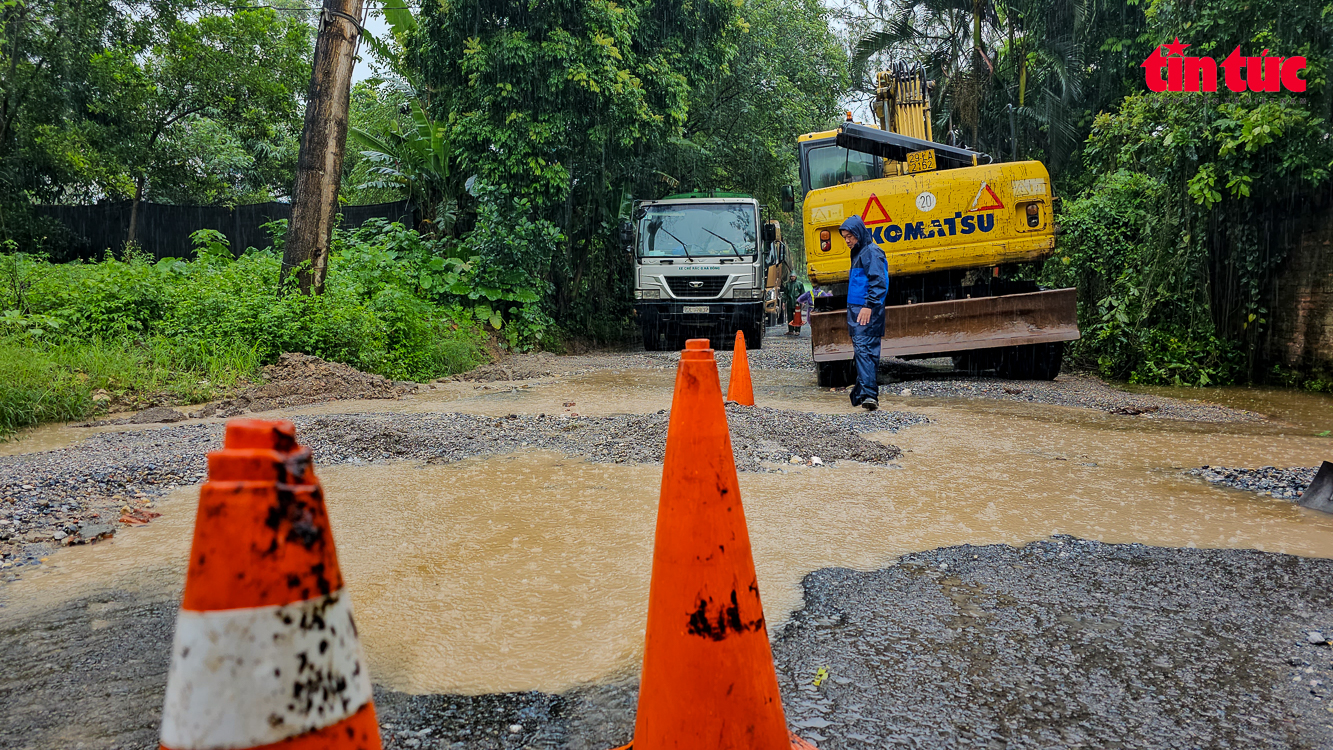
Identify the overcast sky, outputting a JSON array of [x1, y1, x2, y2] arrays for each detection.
[[352, 9, 391, 84]]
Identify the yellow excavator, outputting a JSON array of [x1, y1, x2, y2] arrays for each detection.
[[780, 64, 1079, 386]]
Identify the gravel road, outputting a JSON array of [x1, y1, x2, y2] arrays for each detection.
[[0, 406, 923, 575], [6, 539, 1332, 749], [1190, 465, 1320, 500], [373, 539, 1333, 750], [877, 360, 1262, 422], [466, 331, 1261, 423]]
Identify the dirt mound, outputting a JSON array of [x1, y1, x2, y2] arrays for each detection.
[[191, 353, 415, 418], [457, 354, 558, 382]]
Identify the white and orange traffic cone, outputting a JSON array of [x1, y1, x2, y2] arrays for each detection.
[[159, 418, 381, 750]]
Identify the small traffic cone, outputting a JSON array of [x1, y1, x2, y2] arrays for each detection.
[[159, 418, 381, 750], [616, 339, 813, 750], [726, 329, 755, 405], [791, 306, 804, 327]]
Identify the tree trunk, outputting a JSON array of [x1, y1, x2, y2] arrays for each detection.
[[284, 0, 364, 295], [127, 175, 145, 250]]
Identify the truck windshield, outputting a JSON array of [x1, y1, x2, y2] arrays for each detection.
[[638, 204, 757, 258], [803, 144, 878, 194]]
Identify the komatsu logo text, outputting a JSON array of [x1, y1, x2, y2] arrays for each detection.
[[872, 212, 996, 245]]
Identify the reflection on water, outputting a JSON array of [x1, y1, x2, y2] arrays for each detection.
[[6, 395, 1332, 696]]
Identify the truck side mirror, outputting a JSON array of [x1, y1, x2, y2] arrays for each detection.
[[761, 224, 777, 244], [780, 185, 795, 213], [779, 242, 787, 265], [619, 220, 634, 247]]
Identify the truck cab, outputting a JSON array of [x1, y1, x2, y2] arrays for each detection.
[[627, 192, 771, 351]]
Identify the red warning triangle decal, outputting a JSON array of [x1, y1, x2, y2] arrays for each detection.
[[969, 182, 1004, 212], [861, 194, 893, 225]]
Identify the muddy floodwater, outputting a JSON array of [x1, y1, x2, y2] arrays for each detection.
[[6, 369, 1331, 700]]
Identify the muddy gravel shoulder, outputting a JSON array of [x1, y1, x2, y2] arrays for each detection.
[[0, 406, 925, 575], [5, 539, 1332, 749], [1190, 465, 1321, 500], [460, 334, 1262, 423]]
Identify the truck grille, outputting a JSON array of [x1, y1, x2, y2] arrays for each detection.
[[665, 276, 727, 298]]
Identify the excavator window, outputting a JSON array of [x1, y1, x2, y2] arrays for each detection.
[[799, 140, 880, 198]]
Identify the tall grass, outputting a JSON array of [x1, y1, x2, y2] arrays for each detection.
[[0, 336, 263, 438]]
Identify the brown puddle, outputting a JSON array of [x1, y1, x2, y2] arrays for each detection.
[[1128, 383, 1333, 433], [5, 392, 1332, 697]]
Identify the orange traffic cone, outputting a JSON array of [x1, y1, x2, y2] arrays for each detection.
[[791, 306, 804, 327], [616, 339, 813, 750], [726, 329, 755, 405], [159, 419, 381, 750]]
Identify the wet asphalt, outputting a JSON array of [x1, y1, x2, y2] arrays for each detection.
[[4, 539, 1333, 749]]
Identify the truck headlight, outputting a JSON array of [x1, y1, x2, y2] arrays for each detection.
[[639, 288, 660, 299], [733, 288, 763, 300]]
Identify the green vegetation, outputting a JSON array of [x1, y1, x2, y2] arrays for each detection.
[[1043, 0, 1331, 386], [350, 0, 846, 340], [0, 0, 313, 253], [0, 224, 491, 436], [848, 0, 1332, 386], [0, 335, 261, 437]]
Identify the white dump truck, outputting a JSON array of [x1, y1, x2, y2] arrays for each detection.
[[622, 191, 783, 351]]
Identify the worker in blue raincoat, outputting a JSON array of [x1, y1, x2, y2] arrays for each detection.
[[838, 216, 888, 411]]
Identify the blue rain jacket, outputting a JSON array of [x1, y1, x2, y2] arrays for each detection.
[[840, 216, 888, 308]]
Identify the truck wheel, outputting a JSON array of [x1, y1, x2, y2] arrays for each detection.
[[668, 328, 695, 352], [816, 360, 856, 388], [745, 316, 764, 350], [640, 321, 662, 351], [952, 349, 999, 375], [996, 342, 1064, 380]]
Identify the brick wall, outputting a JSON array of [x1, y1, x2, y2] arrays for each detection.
[[1269, 209, 1333, 370]]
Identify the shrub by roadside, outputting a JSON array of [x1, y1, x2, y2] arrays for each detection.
[[0, 335, 263, 437], [0, 221, 503, 437]]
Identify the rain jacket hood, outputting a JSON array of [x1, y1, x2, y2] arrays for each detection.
[[839, 215, 876, 253]]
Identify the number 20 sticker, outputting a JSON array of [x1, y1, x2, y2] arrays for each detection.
[[915, 191, 937, 212]]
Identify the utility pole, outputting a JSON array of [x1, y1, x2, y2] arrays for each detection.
[[283, 0, 364, 295]]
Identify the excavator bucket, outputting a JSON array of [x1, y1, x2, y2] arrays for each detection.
[[811, 288, 1079, 361], [1298, 462, 1333, 514]]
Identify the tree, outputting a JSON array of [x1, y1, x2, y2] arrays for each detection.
[[1042, 0, 1332, 384], [0, 0, 312, 255], [0, 0, 136, 207], [341, 78, 413, 206], [88, 7, 311, 244], [676, 0, 848, 206], [349, 99, 461, 235], [284, 0, 364, 295], [843, 0, 1148, 180], [400, 0, 845, 335]]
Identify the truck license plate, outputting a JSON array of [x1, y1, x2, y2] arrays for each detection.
[[905, 149, 936, 173], [682, 306, 710, 314]]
